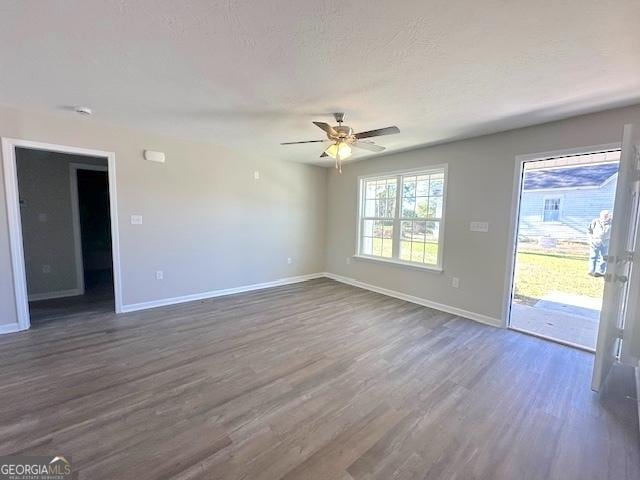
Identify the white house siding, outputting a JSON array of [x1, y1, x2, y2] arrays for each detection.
[[518, 175, 617, 242]]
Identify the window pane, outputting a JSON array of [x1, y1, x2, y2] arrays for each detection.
[[386, 180, 397, 199], [366, 181, 377, 199], [377, 199, 395, 218], [429, 176, 444, 196], [424, 242, 438, 265], [372, 237, 382, 256], [381, 222, 393, 238], [411, 244, 424, 263], [400, 240, 412, 261], [365, 199, 375, 217], [363, 219, 374, 237], [415, 197, 428, 218], [428, 196, 443, 219], [412, 221, 427, 242], [375, 181, 386, 198], [361, 236, 373, 255], [416, 176, 429, 196], [425, 221, 439, 242], [381, 238, 393, 258], [402, 197, 416, 217], [403, 178, 416, 198]]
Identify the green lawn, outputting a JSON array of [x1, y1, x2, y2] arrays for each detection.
[[370, 238, 438, 264], [513, 252, 604, 303]]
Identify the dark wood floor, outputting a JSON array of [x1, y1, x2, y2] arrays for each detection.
[[0, 278, 638, 479]]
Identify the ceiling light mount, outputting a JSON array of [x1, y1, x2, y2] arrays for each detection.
[[74, 106, 92, 116]]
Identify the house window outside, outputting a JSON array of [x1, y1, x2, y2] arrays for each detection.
[[357, 166, 447, 269], [543, 197, 561, 222]]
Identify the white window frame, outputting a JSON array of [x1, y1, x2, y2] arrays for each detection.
[[355, 164, 448, 272]]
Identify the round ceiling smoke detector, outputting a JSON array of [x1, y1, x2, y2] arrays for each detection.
[[74, 106, 92, 116]]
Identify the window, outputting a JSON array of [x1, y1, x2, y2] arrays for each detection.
[[543, 197, 561, 222], [357, 166, 447, 270]]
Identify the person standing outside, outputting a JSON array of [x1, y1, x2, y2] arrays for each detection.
[[588, 210, 612, 277]]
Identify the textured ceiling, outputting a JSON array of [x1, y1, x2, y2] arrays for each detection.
[[1, 0, 639, 166]]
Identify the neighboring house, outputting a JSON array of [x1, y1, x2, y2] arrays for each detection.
[[519, 162, 619, 242]]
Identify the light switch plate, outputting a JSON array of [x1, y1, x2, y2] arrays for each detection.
[[131, 215, 143, 225], [254, 171, 260, 180], [470, 221, 489, 232]]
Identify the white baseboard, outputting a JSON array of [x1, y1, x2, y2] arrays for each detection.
[[323, 272, 503, 328], [120, 273, 325, 313], [28, 288, 84, 302], [0, 322, 24, 335]]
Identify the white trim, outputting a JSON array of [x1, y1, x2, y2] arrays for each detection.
[[0, 323, 22, 335], [69, 163, 109, 296], [503, 142, 621, 331], [514, 143, 621, 163], [355, 164, 448, 271], [509, 325, 596, 353], [324, 272, 501, 327], [1, 138, 123, 333], [28, 288, 83, 302], [120, 273, 325, 313]]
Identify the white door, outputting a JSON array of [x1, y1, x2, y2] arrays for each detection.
[[592, 124, 640, 391]]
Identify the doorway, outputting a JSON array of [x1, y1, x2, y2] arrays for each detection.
[[1, 138, 122, 331], [507, 147, 621, 350]]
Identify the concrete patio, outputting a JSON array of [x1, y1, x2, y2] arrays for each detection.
[[510, 292, 602, 350]]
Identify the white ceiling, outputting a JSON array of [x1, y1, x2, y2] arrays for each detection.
[[1, 1, 639, 166]]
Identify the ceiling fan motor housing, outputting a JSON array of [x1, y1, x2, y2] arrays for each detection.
[[333, 125, 354, 140]]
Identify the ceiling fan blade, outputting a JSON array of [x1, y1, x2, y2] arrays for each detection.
[[280, 140, 325, 145], [354, 126, 400, 139], [312, 121, 337, 136], [353, 141, 385, 153]]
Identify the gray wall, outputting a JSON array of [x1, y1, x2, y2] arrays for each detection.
[[0, 106, 327, 327], [325, 104, 640, 325], [16, 149, 107, 298], [2, 104, 640, 333]]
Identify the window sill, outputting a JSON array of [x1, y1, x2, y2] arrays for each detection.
[[352, 254, 443, 273]]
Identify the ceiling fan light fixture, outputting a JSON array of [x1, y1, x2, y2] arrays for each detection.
[[337, 141, 352, 159], [324, 141, 352, 160], [324, 143, 339, 159], [281, 113, 399, 173]]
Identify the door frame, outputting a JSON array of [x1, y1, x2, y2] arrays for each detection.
[[502, 142, 621, 340], [69, 162, 110, 298], [1, 138, 123, 331]]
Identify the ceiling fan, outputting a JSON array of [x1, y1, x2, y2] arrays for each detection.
[[281, 113, 400, 172]]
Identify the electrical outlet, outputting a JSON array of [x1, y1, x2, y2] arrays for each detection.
[[287, 257, 292, 265], [452, 277, 460, 288], [156, 270, 164, 280], [346, 257, 351, 265], [42, 265, 51, 274], [131, 215, 143, 225]]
